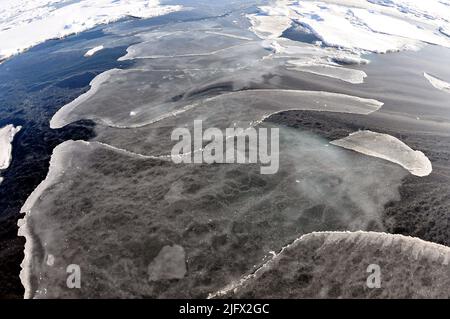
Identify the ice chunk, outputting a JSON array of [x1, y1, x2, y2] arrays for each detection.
[[247, 14, 292, 39], [84, 45, 104, 57], [424, 72, 450, 93], [330, 130, 432, 177], [287, 60, 367, 84], [0, 0, 182, 61], [148, 245, 187, 281], [0, 124, 21, 170], [213, 231, 450, 298]]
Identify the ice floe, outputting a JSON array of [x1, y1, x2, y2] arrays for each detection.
[[286, 60, 367, 84], [212, 231, 450, 298], [424, 72, 450, 93], [247, 13, 292, 39], [18, 126, 409, 297], [52, 79, 383, 130], [0, 124, 21, 171], [330, 130, 432, 177], [118, 30, 253, 60], [52, 86, 384, 157], [84, 45, 104, 57], [50, 23, 383, 133], [0, 0, 182, 61], [249, 0, 450, 54]]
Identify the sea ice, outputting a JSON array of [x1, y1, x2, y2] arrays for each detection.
[[17, 1, 445, 299], [50, 23, 383, 133], [351, 8, 450, 47], [213, 231, 450, 298], [148, 245, 187, 281], [247, 14, 292, 39], [0, 0, 182, 61], [118, 30, 252, 60], [287, 60, 367, 84], [0, 124, 21, 170], [84, 45, 104, 57], [18, 126, 408, 298], [250, 0, 450, 54], [53, 86, 384, 157], [330, 130, 432, 177], [424, 72, 450, 93]]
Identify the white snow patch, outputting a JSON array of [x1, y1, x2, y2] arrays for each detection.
[[0, 124, 21, 170], [0, 0, 182, 61], [330, 130, 432, 177], [250, 0, 450, 53], [84, 45, 104, 57]]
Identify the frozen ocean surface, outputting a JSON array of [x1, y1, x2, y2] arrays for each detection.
[[0, 0, 182, 61], [0, 0, 448, 298]]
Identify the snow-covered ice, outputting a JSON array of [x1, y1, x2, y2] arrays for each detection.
[[331, 130, 432, 177], [247, 14, 292, 39], [84, 45, 104, 57], [424, 72, 450, 93], [0, 0, 182, 61], [244, 0, 450, 84], [0, 124, 21, 170], [249, 0, 450, 54]]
